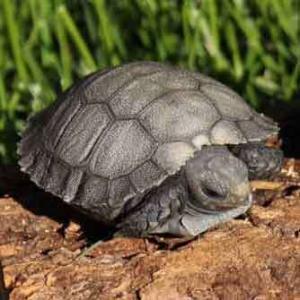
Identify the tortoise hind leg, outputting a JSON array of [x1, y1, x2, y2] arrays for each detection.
[[231, 143, 283, 180]]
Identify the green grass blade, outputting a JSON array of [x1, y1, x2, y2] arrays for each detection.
[[2, 0, 28, 84], [57, 5, 97, 73]]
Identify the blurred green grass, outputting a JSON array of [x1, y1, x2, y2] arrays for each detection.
[[0, 0, 299, 163]]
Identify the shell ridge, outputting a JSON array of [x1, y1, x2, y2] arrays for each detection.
[[43, 98, 82, 152], [104, 71, 163, 105], [137, 88, 199, 117]]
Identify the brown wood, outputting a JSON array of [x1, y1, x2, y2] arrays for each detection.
[[0, 161, 299, 299]]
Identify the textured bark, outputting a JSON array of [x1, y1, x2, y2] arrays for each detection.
[[0, 161, 299, 300]]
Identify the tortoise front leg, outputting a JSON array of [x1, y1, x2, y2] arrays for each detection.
[[231, 143, 283, 180]]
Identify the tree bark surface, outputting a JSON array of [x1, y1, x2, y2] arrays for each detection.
[[0, 161, 299, 300]]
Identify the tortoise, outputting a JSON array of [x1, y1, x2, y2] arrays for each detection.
[[18, 61, 283, 237]]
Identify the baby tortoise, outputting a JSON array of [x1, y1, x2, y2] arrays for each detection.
[[18, 62, 283, 237]]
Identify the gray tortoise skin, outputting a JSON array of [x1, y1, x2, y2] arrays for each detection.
[[18, 61, 281, 237]]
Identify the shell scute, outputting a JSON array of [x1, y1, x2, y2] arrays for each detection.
[[140, 90, 220, 142], [55, 104, 113, 166], [90, 120, 157, 179]]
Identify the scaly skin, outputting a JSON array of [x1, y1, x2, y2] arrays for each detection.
[[231, 143, 283, 180]]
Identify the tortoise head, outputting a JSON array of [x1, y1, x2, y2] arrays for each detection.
[[184, 146, 250, 213], [117, 146, 252, 237], [149, 146, 251, 237]]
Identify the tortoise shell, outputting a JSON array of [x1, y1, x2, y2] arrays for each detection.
[[18, 61, 278, 224]]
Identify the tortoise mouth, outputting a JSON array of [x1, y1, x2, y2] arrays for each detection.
[[186, 191, 252, 215], [180, 197, 253, 237]]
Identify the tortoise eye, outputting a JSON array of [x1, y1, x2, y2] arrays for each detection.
[[201, 185, 225, 200]]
